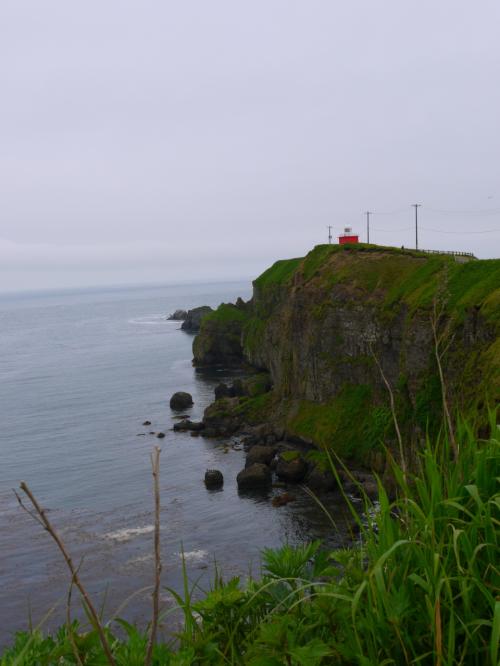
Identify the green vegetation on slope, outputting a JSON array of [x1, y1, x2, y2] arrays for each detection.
[[287, 385, 393, 460], [253, 257, 303, 289], [202, 303, 249, 324], [3, 416, 499, 664]]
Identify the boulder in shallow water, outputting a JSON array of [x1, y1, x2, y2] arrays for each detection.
[[245, 445, 276, 468], [276, 455, 308, 483], [237, 463, 272, 490], [170, 392, 193, 410], [304, 465, 336, 492], [205, 469, 224, 489], [173, 420, 204, 432]]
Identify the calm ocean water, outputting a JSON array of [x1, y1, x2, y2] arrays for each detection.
[[0, 281, 349, 646]]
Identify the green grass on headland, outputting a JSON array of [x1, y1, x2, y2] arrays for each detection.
[[253, 257, 303, 289], [3, 412, 499, 664], [202, 303, 249, 324]]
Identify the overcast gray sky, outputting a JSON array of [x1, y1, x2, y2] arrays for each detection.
[[1, 1, 499, 291]]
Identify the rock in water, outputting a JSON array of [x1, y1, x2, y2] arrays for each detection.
[[170, 392, 194, 410], [276, 455, 308, 483], [167, 309, 188, 321], [245, 445, 276, 467], [173, 420, 204, 432], [205, 469, 224, 489], [304, 465, 336, 492], [237, 463, 272, 490], [181, 306, 213, 332]]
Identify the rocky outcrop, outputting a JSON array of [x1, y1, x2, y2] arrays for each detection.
[[168, 309, 188, 321], [181, 306, 213, 332], [193, 303, 248, 367], [173, 419, 204, 432]]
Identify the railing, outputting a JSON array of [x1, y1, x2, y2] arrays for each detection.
[[416, 249, 475, 258]]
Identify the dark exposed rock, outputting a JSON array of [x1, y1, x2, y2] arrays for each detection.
[[305, 466, 336, 492], [245, 445, 276, 468], [237, 463, 272, 490], [156, 432, 165, 439], [231, 379, 245, 397], [170, 392, 193, 410], [205, 469, 224, 488], [168, 309, 188, 321], [242, 434, 260, 448], [338, 469, 379, 498], [203, 397, 242, 436], [173, 420, 205, 432], [276, 455, 308, 483], [142, 420, 151, 426], [202, 427, 217, 438], [181, 306, 213, 332], [192, 304, 246, 367], [272, 492, 295, 507], [214, 382, 232, 400], [362, 481, 379, 499], [173, 420, 189, 430]]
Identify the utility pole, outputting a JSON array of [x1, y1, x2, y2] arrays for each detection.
[[327, 225, 332, 244], [365, 211, 371, 244], [412, 204, 421, 250]]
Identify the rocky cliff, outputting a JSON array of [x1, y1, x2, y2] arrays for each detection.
[[194, 245, 500, 463]]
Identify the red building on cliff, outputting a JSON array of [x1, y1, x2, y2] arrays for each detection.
[[338, 227, 359, 244]]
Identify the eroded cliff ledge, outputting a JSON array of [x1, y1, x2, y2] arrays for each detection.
[[194, 244, 500, 464]]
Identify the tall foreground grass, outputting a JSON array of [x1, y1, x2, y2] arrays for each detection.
[[2, 416, 499, 665]]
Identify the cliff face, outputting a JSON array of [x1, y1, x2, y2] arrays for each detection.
[[194, 245, 500, 461]]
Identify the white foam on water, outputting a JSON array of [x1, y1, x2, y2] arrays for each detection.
[[177, 549, 208, 563], [125, 554, 154, 566], [103, 525, 154, 542], [128, 314, 166, 326]]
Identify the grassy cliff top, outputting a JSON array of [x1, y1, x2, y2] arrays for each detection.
[[253, 244, 500, 322]]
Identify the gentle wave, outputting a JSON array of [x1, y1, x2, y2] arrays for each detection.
[[128, 314, 171, 326], [103, 525, 154, 542], [176, 549, 208, 563]]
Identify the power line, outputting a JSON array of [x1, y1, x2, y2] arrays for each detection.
[[424, 206, 500, 215], [420, 226, 499, 235], [369, 207, 408, 216], [371, 226, 412, 232]]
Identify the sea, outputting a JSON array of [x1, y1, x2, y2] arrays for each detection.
[[0, 281, 351, 647]]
